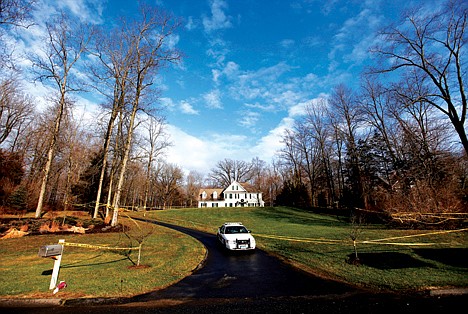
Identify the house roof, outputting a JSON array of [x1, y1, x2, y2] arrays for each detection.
[[200, 188, 223, 195], [199, 188, 224, 200], [199, 181, 259, 197], [238, 182, 255, 193]]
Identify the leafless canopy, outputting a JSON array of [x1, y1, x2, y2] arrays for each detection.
[[370, 0, 468, 154]]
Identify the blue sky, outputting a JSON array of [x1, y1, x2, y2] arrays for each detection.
[[11, 0, 437, 174]]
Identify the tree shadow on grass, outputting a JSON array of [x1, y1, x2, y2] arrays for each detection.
[[413, 248, 468, 268], [41, 256, 128, 275], [349, 252, 432, 269]]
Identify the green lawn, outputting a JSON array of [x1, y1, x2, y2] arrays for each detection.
[[0, 207, 466, 299], [137, 206, 468, 292], [0, 217, 205, 299]]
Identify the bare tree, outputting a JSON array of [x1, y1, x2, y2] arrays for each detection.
[[155, 162, 183, 209], [371, 0, 468, 154], [264, 160, 284, 207], [90, 23, 133, 219], [289, 119, 318, 207], [109, 5, 181, 226], [0, 77, 34, 147], [30, 12, 93, 218], [360, 77, 402, 167], [304, 101, 337, 206], [140, 115, 171, 211], [185, 170, 204, 208], [279, 129, 304, 185], [329, 84, 365, 208], [209, 158, 255, 187], [0, 0, 35, 27]]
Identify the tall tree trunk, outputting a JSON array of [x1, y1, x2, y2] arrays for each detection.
[[93, 108, 118, 218], [35, 95, 65, 218], [111, 100, 139, 226]]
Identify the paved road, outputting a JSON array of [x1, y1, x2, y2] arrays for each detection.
[[3, 219, 467, 313]]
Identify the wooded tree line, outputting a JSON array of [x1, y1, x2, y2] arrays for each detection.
[[276, 1, 468, 220], [0, 2, 186, 226], [0, 1, 466, 225]]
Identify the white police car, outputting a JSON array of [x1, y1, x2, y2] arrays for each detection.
[[217, 222, 256, 250]]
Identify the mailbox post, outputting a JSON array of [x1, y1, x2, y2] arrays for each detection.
[[38, 239, 65, 290]]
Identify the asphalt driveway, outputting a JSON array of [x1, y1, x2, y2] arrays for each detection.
[[131, 220, 354, 300]]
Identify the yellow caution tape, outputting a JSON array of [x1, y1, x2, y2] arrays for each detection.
[[137, 216, 467, 248], [63, 241, 137, 251], [361, 228, 468, 243], [360, 241, 448, 246], [255, 228, 467, 247], [255, 233, 345, 244]]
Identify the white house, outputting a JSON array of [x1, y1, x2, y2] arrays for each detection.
[[198, 181, 264, 208]]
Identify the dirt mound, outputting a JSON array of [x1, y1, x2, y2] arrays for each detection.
[[0, 216, 123, 238]]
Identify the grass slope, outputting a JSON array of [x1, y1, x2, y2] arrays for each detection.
[[0, 217, 205, 298]]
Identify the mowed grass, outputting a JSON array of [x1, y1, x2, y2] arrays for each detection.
[[0, 217, 205, 299], [137, 206, 468, 292]]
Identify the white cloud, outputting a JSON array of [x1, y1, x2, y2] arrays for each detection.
[[185, 16, 196, 30], [206, 37, 230, 67], [180, 100, 199, 115], [165, 96, 330, 175], [280, 39, 295, 49], [329, 5, 384, 70], [245, 102, 276, 112], [56, 0, 104, 23], [30, 0, 104, 25], [71, 96, 102, 128], [248, 95, 330, 162], [203, 89, 223, 109], [165, 125, 213, 173], [165, 125, 250, 174], [249, 116, 295, 162], [238, 111, 260, 129], [165, 98, 331, 176], [160, 97, 176, 110], [288, 101, 309, 117], [202, 0, 233, 33], [272, 90, 301, 107], [212, 69, 221, 83], [164, 34, 180, 50]]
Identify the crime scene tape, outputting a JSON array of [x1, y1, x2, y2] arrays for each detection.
[[133, 214, 467, 247], [255, 233, 346, 244], [360, 228, 468, 245], [63, 241, 138, 251], [249, 228, 468, 247]]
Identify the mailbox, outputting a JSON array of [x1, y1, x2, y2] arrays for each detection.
[[38, 244, 63, 257]]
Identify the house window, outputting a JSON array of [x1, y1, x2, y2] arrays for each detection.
[[202, 191, 207, 199], [213, 191, 217, 199]]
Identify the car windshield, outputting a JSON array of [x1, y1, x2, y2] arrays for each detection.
[[225, 226, 248, 234]]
